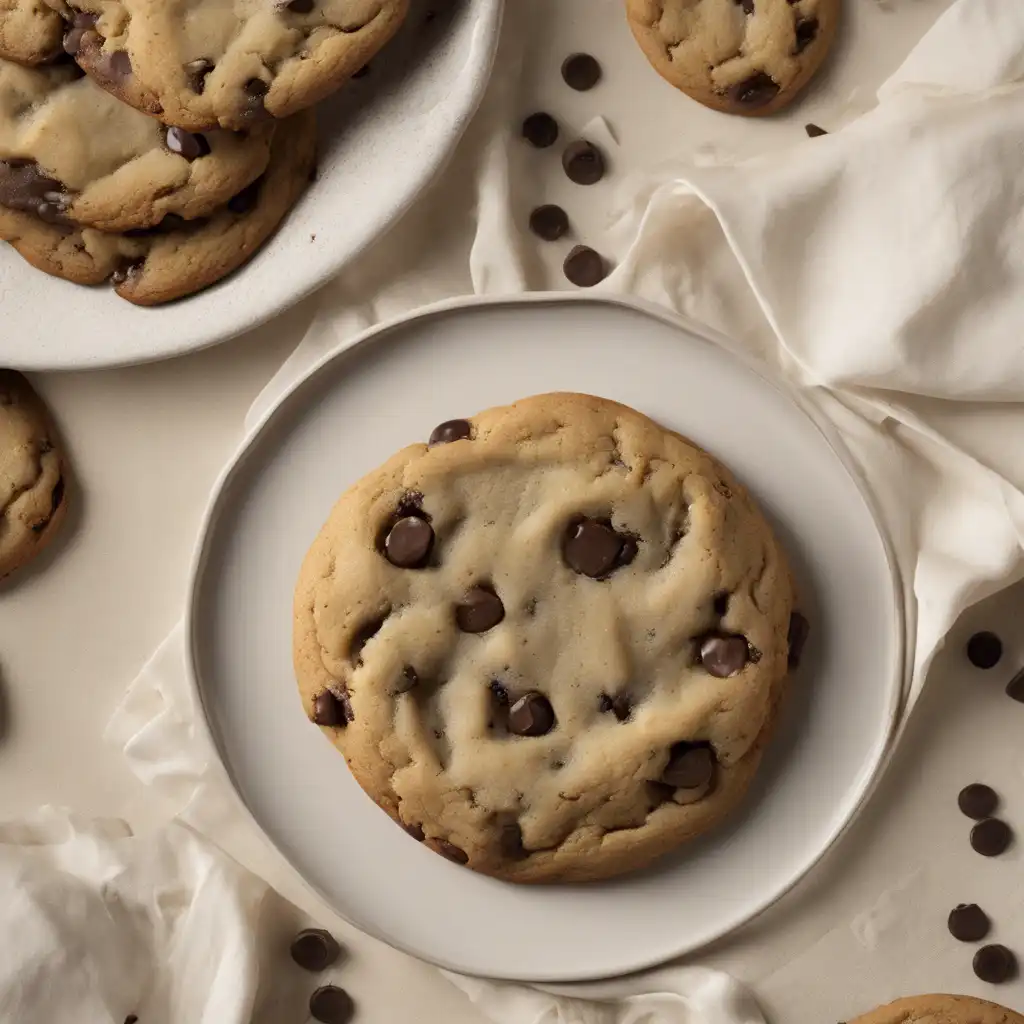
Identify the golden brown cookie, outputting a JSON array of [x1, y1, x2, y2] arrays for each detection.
[[852, 996, 1024, 1024], [0, 0, 65, 66], [0, 369, 68, 581], [626, 0, 840, 116], [294, 393, 799, 883]]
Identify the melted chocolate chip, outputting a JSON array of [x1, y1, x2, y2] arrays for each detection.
[[403, 821, 425, 841], [699, 633, 749, 677], [522, 112, 559, 148], [0, 162, 71, 225], [563, 245, 606, 287], [805, 123, 828, 137], [529, 204, 570, 241], [728, 72, 779, 108], [971, 818, 1013, 857], [562, 140, 605, 185], [63, 12, 97, 55], [563, 517, 634, 577], [290, 928, 341, 972], [98, 49, 132, 82], [948, 904, 991, 943], [239, 78, 270, 124], [455, 586, 505, 634], [967, 631, 1002, 669], [436, 840, 469, 864], [973, 945, 1018, 984], [309, 985, 355, 1024], [735, 0, 754, 10], [384, 516, 434, 568], [561, 53, 601, 91], [165, 126, 211, 161], [958, 783, 998, 820], [428, 419, 471, 445], [508, 692, 555, 737], [312, 690, 349, 727], [661, 742, 715, 791]]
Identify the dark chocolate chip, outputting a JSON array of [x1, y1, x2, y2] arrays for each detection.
[[63, 12, 97, 55], [948, 904, 991, 943], [184, 58, 214, 93], [973, 945, 1018, 984], [967, 631, 1002, 669], [736, 0, 754, 11], [309, 985, 355, 1024], [971, 818, 1013, 857], [562, 140, 605, 185], [0, 161, 71, 225], [165, 126, 211, 161], [455, 586, 505, 634], [285, 0, 315, 11], [508, 692, 555, 737], [394, 666, 419, 694], [728, 72, 779, 108], [239, 78, 270, 124], [290, 928, 341, 972], [805, 123, 828, 137], [958, 783, 998, 820], [529, 204, 569, 241], [1007, 668, 1024, 702], [403, 821, 425, 841], [312, 690, 348, 727], [563, 517, 631, 577], [522, 112, 559, 148], [563, 245, 606, 287], [561, 53, 601, 91], [794, 18, 818, 53], [99, 49, 132, 81], [436, 840, 469, 864], [384, 516, 434, 568], [787, 611, 810, 667], [428, 419, 471, 445], [661, 742, 715, 790], [699, 633, 749, 677], [227, 176, 263, 214]]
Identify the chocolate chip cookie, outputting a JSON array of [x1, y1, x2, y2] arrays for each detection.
[[0, 57, 274, 232], [0, 369, 68, 581], [62, 0, 409, 131], [294, 393, 798, 883], [0, 108, 315, 304], [626, 0, 840, 116], [0, 0, 65, 66], [852, 996, 1024, 1024]]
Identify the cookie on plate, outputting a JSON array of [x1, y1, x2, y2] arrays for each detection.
[[0, 57, 275, 232], [0, 369, 69, 581], [852, 996, 1024, 1024], [294, 393, 799, 883], [0, 0, 65, 66], [625, 0, 840, 117], [62, 0, 409, 131], [0, 108, 315, 304]]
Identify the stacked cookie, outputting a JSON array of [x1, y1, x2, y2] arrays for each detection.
[[0, 0, 409, 305]]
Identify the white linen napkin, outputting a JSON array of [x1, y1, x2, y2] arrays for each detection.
[[51, 0, 1024, 1021]]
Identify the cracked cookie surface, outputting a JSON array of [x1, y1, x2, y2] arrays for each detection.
[[0, 107, 315, 305], [294, 393, 798, 883], [0, 0, 65, 66], [626, 0, 840, 116], [62, 0, 409, 130], [852, 996, 1024, 1024], [0, 57, 274, 232], [0, 369, 68, 581]]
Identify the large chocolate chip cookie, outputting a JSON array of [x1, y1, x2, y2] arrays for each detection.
[[0, 0, 65, 66], [294, 393, 799, 883], [62, 0, 409, 131], [626, 0, 840, 117], [852, 996, 1024, 1024]]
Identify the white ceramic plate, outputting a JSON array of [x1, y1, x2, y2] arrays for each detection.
[[0, 0, 502, 370], [187, 295, 905, 982]]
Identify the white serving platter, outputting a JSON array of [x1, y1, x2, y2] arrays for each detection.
[[187, 294, 905, 982]]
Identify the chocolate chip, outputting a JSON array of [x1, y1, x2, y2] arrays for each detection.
[[728, 72, 779, 108], [498, 820, 528, 860], [455, 586, 505, 633], [562, 140, 605, 185], [184, 58, 214, 93], [973, 945, 1018, 984], [436, 840, 469, 864], [529, 204, 569, 241], [309, 985, 355, 1024], [508, 692, 555, 737], [393, 666, 419, 694], [290, 928, 341, 971], [958, 783, 998, 820], [787, 611, 810, 667], [489, 679, 510, 706], [99, 49, 132, 81], [699, 634, 749, 677], [63, 12, 97, 55], [734, 0, 754, 10], [522, 112, 559, 148], [312, 690, 351, 727], [805, 123, 828, 137], [1007, 668, 1024, 702], [285, 0, 315, 11], [428, 419, 471, 445], [967, 631, 1002, 669], [948, 904, 991, 943], [403, 821, 425, 841], [971, 818, 1013, 857], [110, 259, 143, 285], [563, 245, 606, 287], [227, 177, 263, 214], [239, 78, 270, 124], [563, 517, 633, 577], [0, 162, 71, 226], [384, 516, 433, 568], [561, 53, 601, 91], [661, 742, 715, 791], [794, 18, 818, 53], [165, 127, 211, 161]]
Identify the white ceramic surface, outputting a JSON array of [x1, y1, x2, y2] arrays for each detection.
[[186, 295, 905, 982], [0, 0, 502, 371]]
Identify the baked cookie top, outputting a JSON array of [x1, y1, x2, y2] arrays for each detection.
[[852, 996, 1024, 1024], [626, 0, 840, 116], [0, 369, 68, 581], [0, 107, 315, 304], [0, 0, 65, 66], [62, 0, 409, 130], [0, 57, 274, 232], [294, 393, 797, 883]]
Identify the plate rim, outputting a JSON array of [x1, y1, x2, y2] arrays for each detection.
[[183, 292, 908, 981], [0, 0, 505, 372]]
